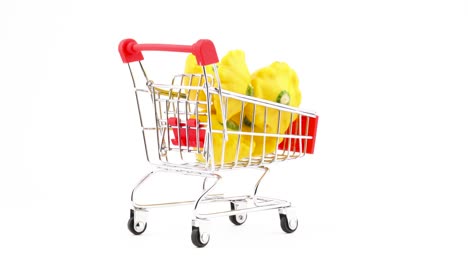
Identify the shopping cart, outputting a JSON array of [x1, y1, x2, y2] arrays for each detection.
[[118, 39, 318, 247]]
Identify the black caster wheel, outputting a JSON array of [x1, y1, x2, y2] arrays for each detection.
[[191, 226, 210, 248], [280, 213, 298, 233], [229, 201, 247, 226], [127, 210, 147, 235]]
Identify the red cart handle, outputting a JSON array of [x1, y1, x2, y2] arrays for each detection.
[[118, 38, 219, 66]]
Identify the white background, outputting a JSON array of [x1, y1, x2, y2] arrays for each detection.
[[1, 0, 467, 263]]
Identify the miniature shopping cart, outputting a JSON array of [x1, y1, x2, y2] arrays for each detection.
[[118, 39, 318, 247]]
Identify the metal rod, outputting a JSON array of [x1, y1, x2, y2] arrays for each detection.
[[253, 166, 270, 198], [195, 200, 291, 219], [133, 195, 290, 217], [131, 171, 155, 203], [153, 83, 317, 117], [193, 174, 222, 218]]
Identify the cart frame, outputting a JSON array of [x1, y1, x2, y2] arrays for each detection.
[[118, 39, 318, 247]]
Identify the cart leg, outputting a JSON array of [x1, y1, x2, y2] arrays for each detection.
[[202, 176, 209, 191], [253, 166, 270, 204], [130, 171, 155, 204], [193, 173, 221, 218], [251, 166, 299, 233], [127, 171, 155, 235], [191, 173, 221, 247]]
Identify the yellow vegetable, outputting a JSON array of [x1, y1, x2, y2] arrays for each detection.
[[183, 54, 217, 112], [187, 54, 302, 159], [242, 62, 301, 156], [245, 62, 301, 135], [213, 50, 252, 124], [237, 114, 283, 157], [196, 113, 255, 165]]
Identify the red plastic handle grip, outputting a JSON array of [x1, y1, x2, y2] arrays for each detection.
[[118, 38, 219, 66]]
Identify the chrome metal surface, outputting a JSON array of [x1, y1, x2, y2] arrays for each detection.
[[133, 209, 148, 232], [289, 218, 298, 230], [130, 171, 154, 204], [134, 221, 145, 232], [193, 174, 221, 219], [200, 232, 210, 244]]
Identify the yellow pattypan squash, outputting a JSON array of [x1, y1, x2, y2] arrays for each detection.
[[242, 62, 301, 156], [245, 62, 301, 135], [213, 50, 253, 124], [183, 54, 218, 112], [196, 112, 255, 165]]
